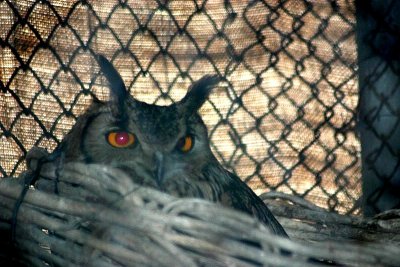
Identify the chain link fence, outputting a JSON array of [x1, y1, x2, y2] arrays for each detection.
[[0, 0, 361, 214], [357, 0, 400, 215]]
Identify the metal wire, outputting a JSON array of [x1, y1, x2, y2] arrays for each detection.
[[0, 0, 360, 214]]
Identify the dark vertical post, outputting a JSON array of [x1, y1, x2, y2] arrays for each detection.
[[356, 0, 400, 216]]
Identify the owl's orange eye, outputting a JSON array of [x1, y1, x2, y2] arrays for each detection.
[[107, 131, 135, 148], [176, 135, 194, 153]]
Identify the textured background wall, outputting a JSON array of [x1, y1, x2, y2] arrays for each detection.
[[0, 0, 359, 213]]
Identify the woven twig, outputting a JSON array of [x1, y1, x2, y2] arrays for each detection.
[[0, 163, 399, 267], [261, 192, 400, 244]]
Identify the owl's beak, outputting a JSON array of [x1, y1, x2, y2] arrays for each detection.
[[154, 151, 165, 187]]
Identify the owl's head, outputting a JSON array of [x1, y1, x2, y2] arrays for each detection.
[[62, 55, 220, 189]]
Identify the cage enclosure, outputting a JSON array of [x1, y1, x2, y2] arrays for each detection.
[[0, 0, 399, 266]]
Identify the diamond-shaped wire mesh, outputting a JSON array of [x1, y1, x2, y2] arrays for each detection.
[[357, 0, 400, 215], [0, 0, 360, 214]]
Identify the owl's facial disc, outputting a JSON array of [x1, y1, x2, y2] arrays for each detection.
[[95, 54, 215, 187]]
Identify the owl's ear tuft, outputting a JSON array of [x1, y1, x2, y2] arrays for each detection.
[[178, 75, 220, 114], [97, 54, 129, 119]]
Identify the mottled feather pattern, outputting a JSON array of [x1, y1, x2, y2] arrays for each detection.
[[47, 55, 288, 237]]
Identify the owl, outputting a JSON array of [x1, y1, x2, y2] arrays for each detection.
[[39, 55, 287, 237]]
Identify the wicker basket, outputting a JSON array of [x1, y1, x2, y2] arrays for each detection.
[[0, 162, 399, 267]]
